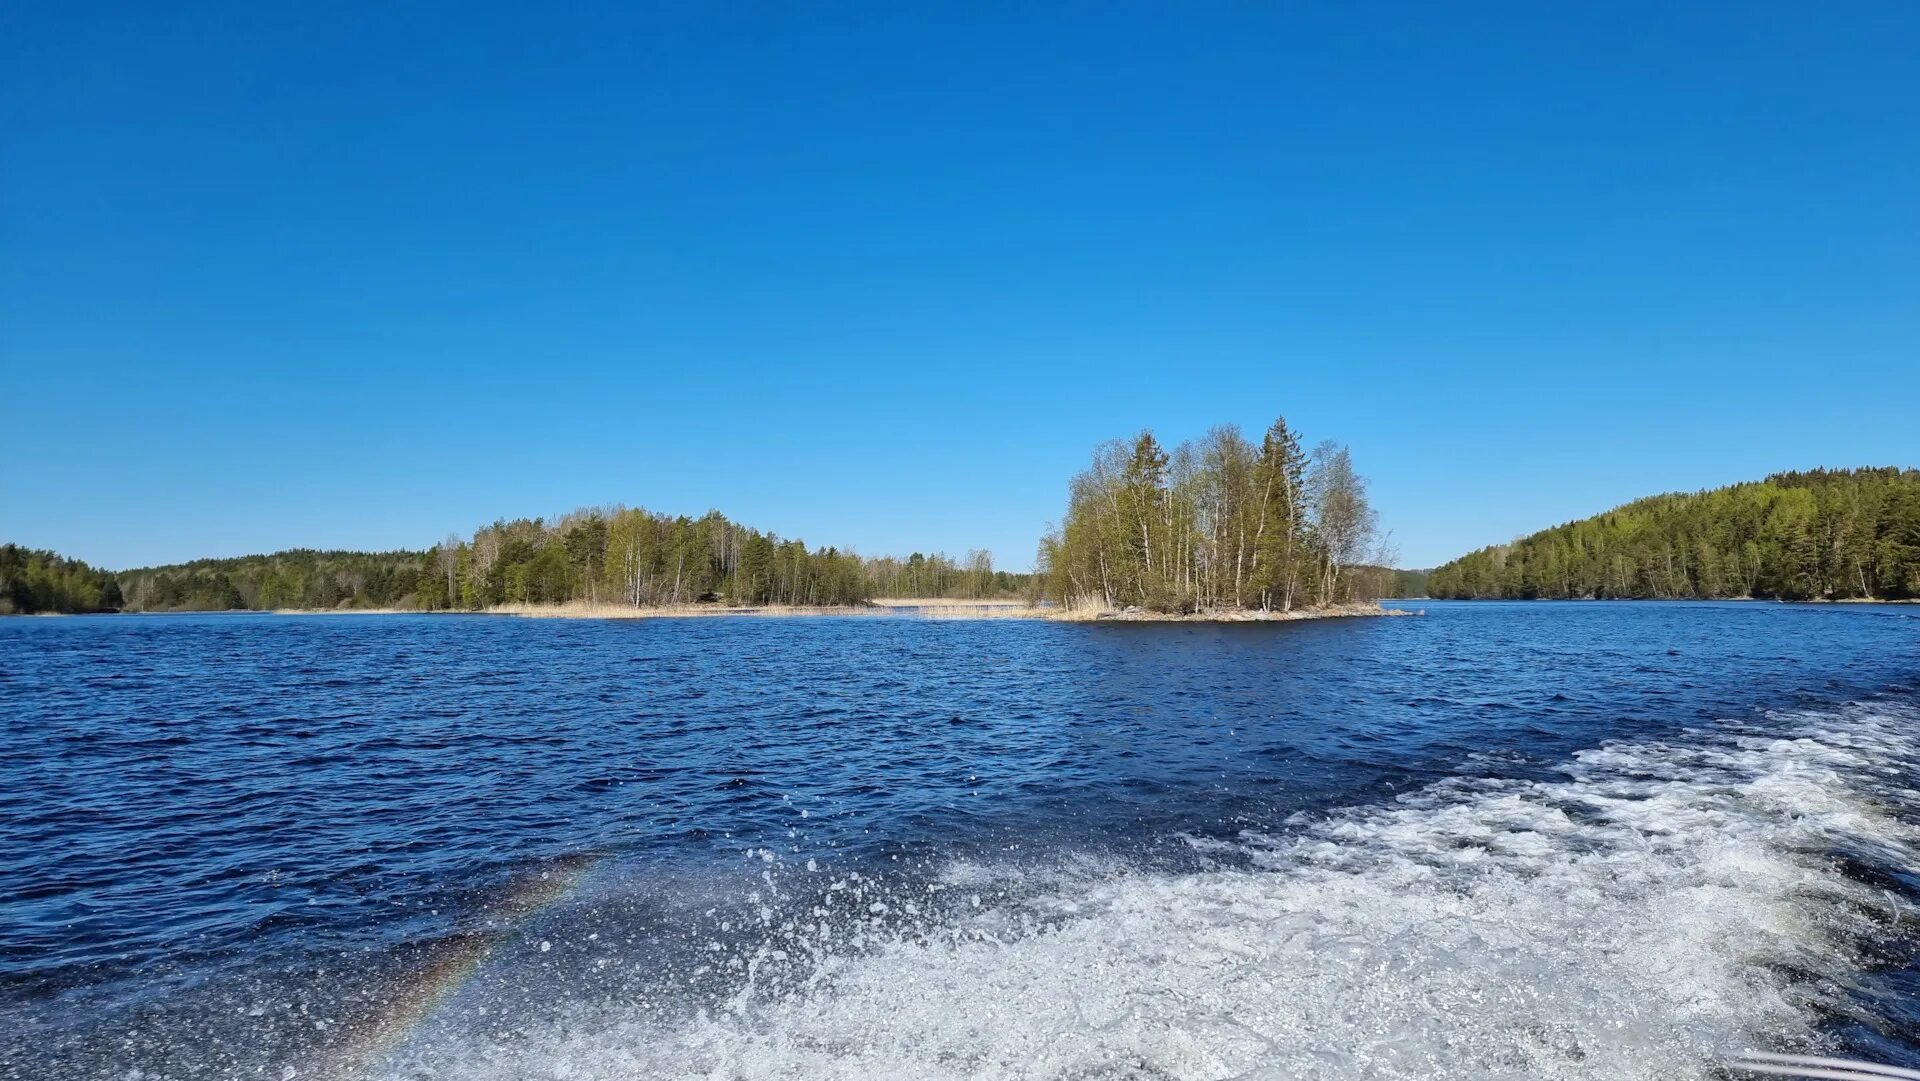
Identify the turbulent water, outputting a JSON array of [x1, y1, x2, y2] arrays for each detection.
[[3, 602, 1918, 1080]]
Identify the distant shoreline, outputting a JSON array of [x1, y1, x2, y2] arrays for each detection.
[[40, 596, 1920, 619], [16, 599, 1415, 621], [1412, 596, 1920, 605], [212, 599, 1414, 622]]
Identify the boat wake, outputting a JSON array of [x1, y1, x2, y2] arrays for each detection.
[[369, 700, 1920, 1080]]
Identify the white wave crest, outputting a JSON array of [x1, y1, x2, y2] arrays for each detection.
[[381, 703, 1920, 1081]]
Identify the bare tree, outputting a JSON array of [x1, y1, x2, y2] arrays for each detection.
[[965, 549, 994, 598], [436, 535, 461, 609], [1307, 442, 1378, 604]]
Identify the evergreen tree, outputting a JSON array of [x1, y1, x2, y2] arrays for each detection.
[[1250, 416, 1309, 610]]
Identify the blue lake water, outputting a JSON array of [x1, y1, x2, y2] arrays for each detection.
[[3, 602, 1918, 1079]]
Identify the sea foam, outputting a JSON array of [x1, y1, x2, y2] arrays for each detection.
[[377, 702, 1919, 1080]]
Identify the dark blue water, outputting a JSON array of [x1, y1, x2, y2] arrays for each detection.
[[3, 602, 1917, 1080]]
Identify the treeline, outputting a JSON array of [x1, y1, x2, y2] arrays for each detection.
[[1428, 467, 1920, 601], [861, 551, 1032, 599], [117, 549, 434, 612], [96, 506, 1029, 612], [441, 509, 870, 608], [1038, 417, 1389, 612], [444, 511, 1032, 607], [0, 545, 123, 614]]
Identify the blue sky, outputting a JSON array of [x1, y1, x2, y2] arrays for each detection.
[[4, 3, 1915, 570]]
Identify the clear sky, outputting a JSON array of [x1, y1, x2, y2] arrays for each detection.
[[4, 3, 1915, 571]]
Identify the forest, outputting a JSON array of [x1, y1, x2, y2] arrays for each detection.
[[94, 507, 1032, 613], [1038, 417, 1389, 612], [1427, 467, 1920, 601], [0, 545, 124, 614], [1389, 568, 1431, 598], [116, 549, 436, 612]]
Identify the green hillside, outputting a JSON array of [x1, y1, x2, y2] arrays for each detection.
[[1428, 468, 1920, 601]]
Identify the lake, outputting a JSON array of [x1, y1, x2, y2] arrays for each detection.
[[3, 602, 1917, 1079]]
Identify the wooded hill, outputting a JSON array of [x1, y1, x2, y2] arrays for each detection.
[[117, 549, 436, 612], [1427, 467, 1920, 600]]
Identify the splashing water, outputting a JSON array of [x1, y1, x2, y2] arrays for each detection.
[[372, 702, 1920, 1080]]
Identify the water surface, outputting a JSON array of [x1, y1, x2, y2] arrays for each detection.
[[3, 602, 1917, 1079]]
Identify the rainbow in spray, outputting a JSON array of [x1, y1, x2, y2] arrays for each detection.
[[300, 852, 603, 1081]]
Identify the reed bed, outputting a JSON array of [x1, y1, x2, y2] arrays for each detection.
[[487, 601, 896, 620]]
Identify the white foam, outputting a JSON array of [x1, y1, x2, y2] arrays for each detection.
[[378, 703, 1920, 1080]]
